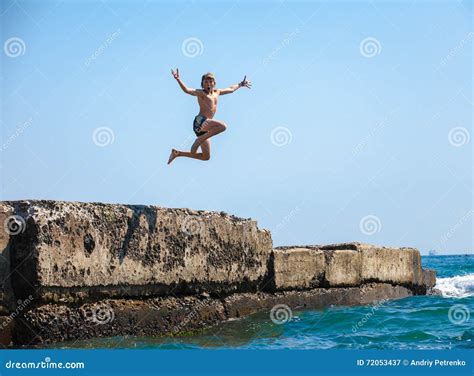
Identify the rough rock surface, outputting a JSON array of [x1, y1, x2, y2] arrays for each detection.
[[2, 200, 272, 301], [16, 283, 412, 346]]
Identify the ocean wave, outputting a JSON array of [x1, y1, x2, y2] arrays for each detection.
[[434, 273, 474, 298]]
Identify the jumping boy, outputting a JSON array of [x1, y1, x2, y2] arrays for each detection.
[[167, 69, 251, 164]]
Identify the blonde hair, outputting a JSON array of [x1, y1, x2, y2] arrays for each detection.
[[201, 72, 216, 88]]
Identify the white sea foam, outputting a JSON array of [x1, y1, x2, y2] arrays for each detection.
[[434, 274, 474, 298]]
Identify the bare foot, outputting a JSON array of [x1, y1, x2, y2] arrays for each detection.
[[167, 149, 179, 165]]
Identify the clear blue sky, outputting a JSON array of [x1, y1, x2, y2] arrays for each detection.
[[1, 0, 472, 255]]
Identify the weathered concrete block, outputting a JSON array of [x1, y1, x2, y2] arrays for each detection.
[[272, 248, 325, 290], [324, 249, 362, 287], [275, 242, 431, 290], [359, 245, 423, 286], [4, 200, 272, 301], [271, 245, 362, 289]]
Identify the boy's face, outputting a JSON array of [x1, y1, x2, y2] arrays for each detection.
[[202, 77, 215, 91]]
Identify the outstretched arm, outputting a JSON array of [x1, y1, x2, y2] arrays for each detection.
[[171, 68, 201, 96], [219, 75, 252, 95]]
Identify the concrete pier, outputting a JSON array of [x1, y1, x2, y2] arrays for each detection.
[[0, 200, 436, 347]]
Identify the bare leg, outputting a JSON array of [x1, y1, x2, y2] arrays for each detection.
[[168, 139, 211, 164], [191, 119, 227, 151], [168, 119, 226, 164]]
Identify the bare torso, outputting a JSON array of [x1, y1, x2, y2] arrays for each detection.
[[197, 89, 219, 119]]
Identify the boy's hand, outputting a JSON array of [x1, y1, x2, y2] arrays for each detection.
[[171, 68, 180, 80], [239, 75, 252, 88]]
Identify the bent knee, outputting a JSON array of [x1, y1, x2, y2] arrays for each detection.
[[220, 122, 227, 131], [202, 154, 211, 161]]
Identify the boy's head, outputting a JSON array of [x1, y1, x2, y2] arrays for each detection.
[[201, 72, 216, 91]]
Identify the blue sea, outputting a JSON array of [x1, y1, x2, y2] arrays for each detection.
[[61, 255, 474, 350]]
